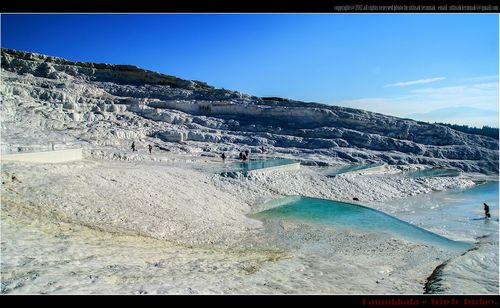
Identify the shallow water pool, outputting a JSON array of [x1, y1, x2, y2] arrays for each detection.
[[403, 168, 460, 178], [388, 181, 499, 241], [228, 159, 297, 173], [254, 196, 473, 251], [386, 181, 499, 293]]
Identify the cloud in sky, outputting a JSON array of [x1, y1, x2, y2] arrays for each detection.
[[384, 77, 446, 88]]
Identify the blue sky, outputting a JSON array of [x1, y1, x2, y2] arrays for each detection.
[[2, 14, 499, 127]]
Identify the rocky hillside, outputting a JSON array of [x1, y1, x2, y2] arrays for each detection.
[[1, 48, 498, 173]]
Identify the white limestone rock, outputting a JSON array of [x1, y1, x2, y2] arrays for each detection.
[[1, 48, 498, 173]]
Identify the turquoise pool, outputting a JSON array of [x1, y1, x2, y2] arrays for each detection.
[[254, 196, 473, 251], [228, 159, 297, 173], [404, 168, 460, 178]]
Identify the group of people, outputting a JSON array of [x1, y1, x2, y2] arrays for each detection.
[[132, 141, 267, 161], [220, 148, 265, 162], [220, 150, 249, 161], [239, 150, 249, 161], [131, 142, 153, 155]]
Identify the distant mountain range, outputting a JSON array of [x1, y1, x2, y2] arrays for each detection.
[[407, 107, 499, 128]]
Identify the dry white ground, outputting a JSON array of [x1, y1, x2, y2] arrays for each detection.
[[0, 151, 481, 294]]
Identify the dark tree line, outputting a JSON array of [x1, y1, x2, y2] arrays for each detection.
[[435, 122, 499, 140]]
